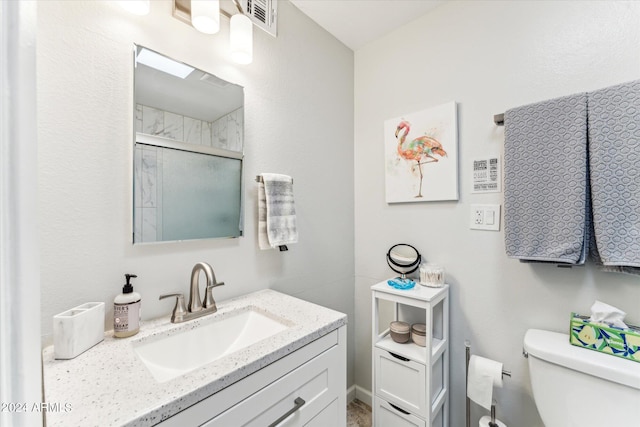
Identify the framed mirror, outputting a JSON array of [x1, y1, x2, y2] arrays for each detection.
[[387, 243, 421, 278], [132, 45, 244, 243]]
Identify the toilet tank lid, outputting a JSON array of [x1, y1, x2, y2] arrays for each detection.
[[524, 329, 640, 390]]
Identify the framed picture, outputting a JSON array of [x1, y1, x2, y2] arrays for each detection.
[[384, 101, 458, 203]]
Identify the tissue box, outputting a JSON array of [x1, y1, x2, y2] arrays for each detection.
[[53, 302, 105, 359], [570, 313, 640, 363]]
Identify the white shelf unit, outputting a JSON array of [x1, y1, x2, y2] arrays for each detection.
[[371, 281, 449, 427]]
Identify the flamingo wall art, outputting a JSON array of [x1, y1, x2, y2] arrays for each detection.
[[384, 101, 459, 203]]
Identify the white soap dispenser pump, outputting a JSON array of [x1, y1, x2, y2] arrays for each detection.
[[113, 274, 141, 338]]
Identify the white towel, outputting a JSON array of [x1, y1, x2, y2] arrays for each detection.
[[258, 173, 298, 250]]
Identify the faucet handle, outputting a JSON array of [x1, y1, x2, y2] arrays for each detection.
[[159, 293, 187, 323], [209, 282, 225, 289], [203, 282, 224, 309]]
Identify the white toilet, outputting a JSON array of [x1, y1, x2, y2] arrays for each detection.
[[523, 328, 640, 427]]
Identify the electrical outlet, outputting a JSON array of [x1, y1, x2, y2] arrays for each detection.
[[474, 209, 484, 225], [470, 204, 501, 231]]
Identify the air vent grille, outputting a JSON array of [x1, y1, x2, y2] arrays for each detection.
[[244, 0, 277, 36]]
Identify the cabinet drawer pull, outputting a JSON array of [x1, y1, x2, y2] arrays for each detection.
[[388, 351, 410, 362], [268, 397, 306, 427], [389, 402, 411, 415]]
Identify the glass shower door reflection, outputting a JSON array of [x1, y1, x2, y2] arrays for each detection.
[[162, 148, 242, 241], [133, 142, 242, 243]]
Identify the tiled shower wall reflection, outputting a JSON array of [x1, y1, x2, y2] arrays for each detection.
[[133, 105, 243, 243], [135, 104, 244, 151]]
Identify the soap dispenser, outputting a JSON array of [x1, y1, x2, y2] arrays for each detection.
[[113, 274, 141, 338]]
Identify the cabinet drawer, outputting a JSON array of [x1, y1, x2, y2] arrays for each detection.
[[374, 397, 426, 427], [304, 397, 339, 427], [374, 347, 426, 416], [203, 344, 341, 427]]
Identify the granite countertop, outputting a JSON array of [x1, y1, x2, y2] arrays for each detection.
[[42, 289, 347, 427]]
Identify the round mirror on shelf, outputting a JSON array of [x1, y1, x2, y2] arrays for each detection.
[[387, 244, 421, 279]]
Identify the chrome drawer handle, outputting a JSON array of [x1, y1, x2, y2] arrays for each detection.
[[388, 351, 410, 362], [268, 397, 306, 427], [389, 402, 410, 415]]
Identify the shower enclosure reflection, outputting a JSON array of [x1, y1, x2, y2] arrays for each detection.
[[132, 45, 244, 243]]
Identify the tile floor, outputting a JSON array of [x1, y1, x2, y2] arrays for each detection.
[[347, 399, 372, 427]]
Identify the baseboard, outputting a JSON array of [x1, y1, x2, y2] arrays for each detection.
[[347, 384, 372, 407], [346, 384, 356, 403]]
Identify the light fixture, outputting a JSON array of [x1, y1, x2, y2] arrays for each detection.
[[136, 47, 195, 79], [190, 0, 220, 35], [169, 1, 255, 66], [118, 0, 150, 16], [230, 13, 253, 65]]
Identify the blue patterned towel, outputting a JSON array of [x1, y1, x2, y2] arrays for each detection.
[[588, 80, 640, 275], [504, 93, 588, 264], [258, 173, 298, 250]]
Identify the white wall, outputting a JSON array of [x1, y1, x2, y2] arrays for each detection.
[[37, 0, 354, 386], [354, 1, 640, 426]]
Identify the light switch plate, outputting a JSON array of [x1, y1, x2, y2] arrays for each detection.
[[470, 204, 501, 231]]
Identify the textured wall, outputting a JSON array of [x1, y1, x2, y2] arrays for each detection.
[[37, 0, 355, 386], [354, 1, 640, 426]]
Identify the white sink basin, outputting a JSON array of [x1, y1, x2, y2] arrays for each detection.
[[133, 307, 291, 382]]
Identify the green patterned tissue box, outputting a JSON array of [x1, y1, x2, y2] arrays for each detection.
[[570, 313, 640, 363]]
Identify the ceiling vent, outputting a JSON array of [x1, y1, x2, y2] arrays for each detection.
[[242, 0, 277, 37]]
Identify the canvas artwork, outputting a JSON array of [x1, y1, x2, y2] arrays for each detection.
[[384, 101, 458, 203]]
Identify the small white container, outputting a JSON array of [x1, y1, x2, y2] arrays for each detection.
[[389, 321, 411, 343], [53, 302, 104, 359], [411, 323, 427, 347], [419, 263, 445, 287]]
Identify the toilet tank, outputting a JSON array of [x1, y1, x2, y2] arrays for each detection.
[[524, 329, 640, 427]]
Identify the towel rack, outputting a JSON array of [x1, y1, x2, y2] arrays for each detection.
[[255, 175, 294, 184], [494, 113, 505, 126]]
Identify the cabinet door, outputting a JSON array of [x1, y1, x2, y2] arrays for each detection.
[[374, 397, 426, 427], [203, 345, 342, 427], [374, 348, 426, 416], [304, 398, 339, 427]]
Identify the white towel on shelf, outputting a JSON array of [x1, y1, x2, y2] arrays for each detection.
[[258, 173, 298, 250]]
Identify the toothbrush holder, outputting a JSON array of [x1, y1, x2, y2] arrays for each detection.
[[53, 302, 105, 359]]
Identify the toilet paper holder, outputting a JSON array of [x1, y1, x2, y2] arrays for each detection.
[[465, 341, 511, 427]]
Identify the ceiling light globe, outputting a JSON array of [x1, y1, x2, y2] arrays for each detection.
[[119, 0, 150, 16], [191, 0, 220, 34], [230, 14, 253, 65]]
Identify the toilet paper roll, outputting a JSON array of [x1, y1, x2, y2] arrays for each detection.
[[479, 415, 507, 427], [467, 355, 503, 410]]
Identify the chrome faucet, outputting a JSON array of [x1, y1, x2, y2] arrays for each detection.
[[159, 262, 225, 323]]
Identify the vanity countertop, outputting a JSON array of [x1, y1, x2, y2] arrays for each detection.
[[42, 289, 347, 427]]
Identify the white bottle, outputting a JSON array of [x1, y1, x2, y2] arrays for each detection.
[[113, 274, 141, 338]]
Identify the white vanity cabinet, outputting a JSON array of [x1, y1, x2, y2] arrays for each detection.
[[371, 281, 449, 427], [158, 326, 347, 427]]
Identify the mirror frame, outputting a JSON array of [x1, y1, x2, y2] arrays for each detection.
[[387, 243, 422, 276]]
